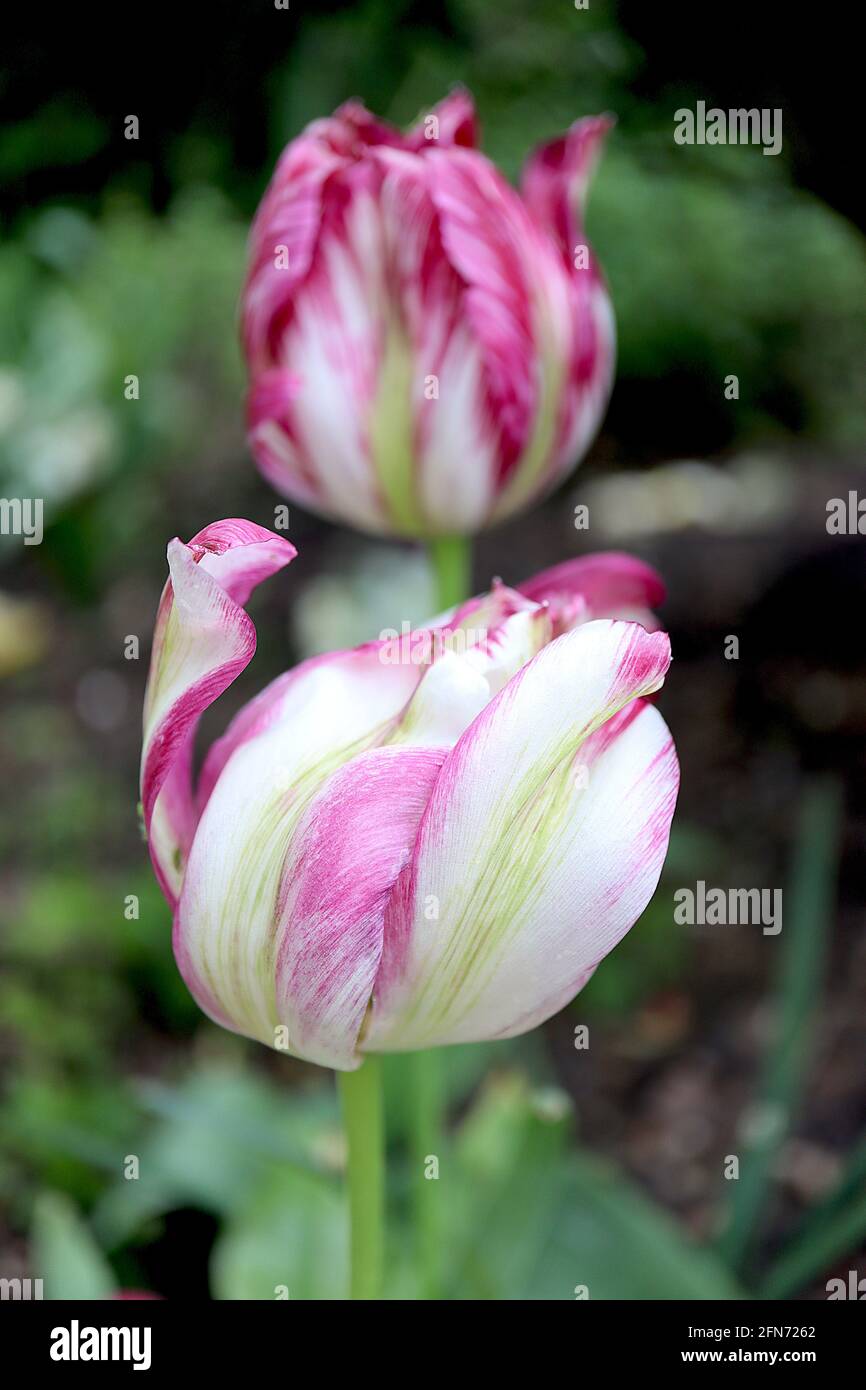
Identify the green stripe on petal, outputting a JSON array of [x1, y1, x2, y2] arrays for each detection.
[[370, 322, 426, 535], [490, 306, 565, 521]]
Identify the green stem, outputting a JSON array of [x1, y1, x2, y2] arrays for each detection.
[[338, 1058, 384, 1300], [411, 534, 472, 1299], [411, 1048, 444, 1299], [428, 534, 471, 612]]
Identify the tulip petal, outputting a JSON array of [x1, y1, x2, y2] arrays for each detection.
[[140, 521, 295, 907], [520, 115, 614, 265], [367, 619, 677, 1051], [174, 642, 430, 1046], [426, 148, 541, 487], [246, 368, 326, 512], [460, 602, 553, 695], [364, 148, 496, 533], [197, 643, 420, 811], [406, 88, 478, 150], [518, 551, 665, 633], [384, 588, 552, 745], [322, 100, 405, 153], [254, 171, 397, 533], [499, 116, 616, 515], [424, 144, 607, 520], [273, 745, 446, 1068], [385, 651, 491, 750], [243, 137, 347, 371]]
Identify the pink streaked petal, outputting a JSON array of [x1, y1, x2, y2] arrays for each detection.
[[520, 114, 614, 264], [174, 653, 434, 1049], [370, 148, 497, 531], [426, 578, 538, 634], [367, 619, 674, 1051], [546, 276, 616, 489], [243, 140, 346, 370], [243, 97, 423, 374], [426, 148, 542, 483], [415, 581, 550, 696], [322, 100, 407, 154], [258, 173, 393, 532], [197, 642, 421, 813], [518, 551, 665, 634], [405, 88, 478, 150], [414, 320, 500, 531], [140, 521, 295, 907], [246, 368, 324, 508], [273, 745, 446, 1069]]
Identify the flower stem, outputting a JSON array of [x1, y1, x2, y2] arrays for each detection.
[[411, 1047, 444, 1299], [428, 534, 472, 613], [338, 1057, 384, 1300], [412, 533, 472, 1299]]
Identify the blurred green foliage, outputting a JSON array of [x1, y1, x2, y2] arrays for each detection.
[[28, 1062, 745, 1300], [2, 0, 865, 557]]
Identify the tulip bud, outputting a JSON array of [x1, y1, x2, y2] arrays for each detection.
[[141, 521, 678, 1069], [241, 90, 615, 537]]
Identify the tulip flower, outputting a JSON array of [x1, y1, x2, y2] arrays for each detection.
[[141, 521, 678, 1070], [241, 89, 615, 538]]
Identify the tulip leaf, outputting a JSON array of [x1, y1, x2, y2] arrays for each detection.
[[715, 776, 843, 1275], [443, 1072, 743, 1300], [92, 1063, 342, 1247], [522, 1157, 744, 1301], [31, 1191, 118, 1300], [210, 1168, 348, 1302]]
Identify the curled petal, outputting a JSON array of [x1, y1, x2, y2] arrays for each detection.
[[140, 521, 295, 907]]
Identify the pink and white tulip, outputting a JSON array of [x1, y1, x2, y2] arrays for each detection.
[[241, 90, 615, 537], [141, 522, 678, 1069]]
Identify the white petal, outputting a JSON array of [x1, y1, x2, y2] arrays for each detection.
[[367, 620, 677, 1050]]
